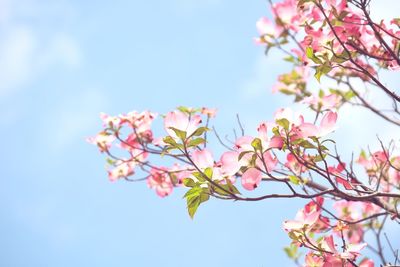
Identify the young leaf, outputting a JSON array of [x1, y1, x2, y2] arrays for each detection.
[[183, 186, 203, 199], [183, 178, 196, 187], [163, 136, 178, 146], [288, 175, 300, 185], [187, 195, 201, 219], [187, 138, 206, 147], [238, 151, 252, 161], [276, 118, 290, 130], [251, 137, 262, 151], [204, 167, 213, 179], [190, 127, 209, 137], [305, 46, 322, 64], [314, 64, 332, 82], [169, 127, 187, 140]]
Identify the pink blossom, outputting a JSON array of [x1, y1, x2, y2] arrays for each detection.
[[120, 110, 157, 134], [340, 243, 367, 260], [302, 94, 342, 110], [201, 107, 217, 118], [255, 151, 278, 173], [257, 122, 284, 149], [361, 202, 381, 215], [219, 151, 241, 176], [296, 111, 338, 138], [100, 112, 121, 127], [305, 252, 324, 267], [86, 132, 115, 152], [108, 161, 135, 182], [164, 110, 202, 139], [147, 168, 173, 197], [285, 153, 307, 175], [191, 149, 214, 169], [241, 168, 262, 190], [388, 156, 400, 184], [255, 17, 282, 43], [333, 200, 360, 220], [234, 136, 254, 151], [283, 197, 323, 232], [271, 0, 300, 31], [152, 137, 166, 147]]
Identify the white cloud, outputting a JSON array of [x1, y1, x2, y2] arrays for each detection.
[[41, 33, 82, 69], [0, 0, 81, 98], [0, 26, 36, 96]]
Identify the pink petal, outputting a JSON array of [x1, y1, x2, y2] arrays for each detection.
[[192, 149, 214, 169], [241, 168, 262, 190], [220, 151, 241, 176], [319, 111, 337, 136]]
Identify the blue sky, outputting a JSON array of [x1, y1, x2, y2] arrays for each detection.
[[1, 0, 399, 266]]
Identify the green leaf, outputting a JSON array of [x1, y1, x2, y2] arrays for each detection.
[[295, 139, 316, 149], [337, 11, 349, 20], [272, 126, 280, 136], [187, 137, 205, 147], [177, 106, 199, 114], [306, 46, 314, 58], [284, 243, 300, 259], [279, 88, 295, 95], [331, 55, 348, 64], [190, 127, 209, 137], [314, 64, 332, 82], [344, 90, 355, 100], [297, 0, 312, 8], [169, 127, 187, 140], [106, 158, 115, 165], [283, 55, 296, 63], [212, 185, 230, 196], [313, 154, 327, 162], [169, 173, 178, 185], [276, 118, 290, 130], [305, 46, 323, 64], [163, 136, 178, 146], [185, 186, 209, 219], [288, 175, 300, 185], [360, 149, 367, 159], [187, 195, 201, 219], [204, 167, 213, 179], [183, 178, 196, 187], [199, 192, 210, 203], [225, 178, 241, 195], [213, 179, 241, 196], [238, 151, 252, 161], [249, 154, 257, 166], [192, 172, 206, 182], [251, 137, 262, 151], [321, 138, 336, 145], [318, 89, 325, 98], [183, 186, 203, 199], [319, 145, 329, 151]]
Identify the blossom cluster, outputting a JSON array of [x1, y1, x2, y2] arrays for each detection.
[[88, 0, 400, 266], [255, 0, 400, 117], [283, 196, 379, 266], [89, 106, 399, 266], [88, 106, 340, 196]]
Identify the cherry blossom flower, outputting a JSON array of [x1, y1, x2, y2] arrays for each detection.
[[164, 110, 202, 139], [147, 168, 174, 197], [241, 168, 262, 190]]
